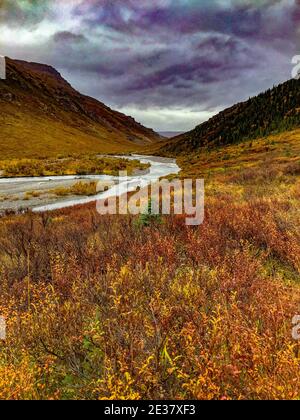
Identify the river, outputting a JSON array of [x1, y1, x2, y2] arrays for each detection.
[[0, 155, 180, 213]]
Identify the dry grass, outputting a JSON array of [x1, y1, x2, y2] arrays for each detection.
[[0, 104, 140, 159], [51, 181, 98, 197], [0, 156, 150, 177]]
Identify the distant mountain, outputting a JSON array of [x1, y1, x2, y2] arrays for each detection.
[[159, 131, 184, 138], [158, 78, 300, 155], [0, 58, 161, 158]]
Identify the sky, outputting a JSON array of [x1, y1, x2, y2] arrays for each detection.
[[0, 0, 299, 131]]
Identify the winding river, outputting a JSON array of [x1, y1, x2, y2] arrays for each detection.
[[0, 155, 180, 213]]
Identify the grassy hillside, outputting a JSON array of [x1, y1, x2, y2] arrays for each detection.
[[177, 128, 300, 178], [158, 78, 300, 155], [0, 58, 161, 159]]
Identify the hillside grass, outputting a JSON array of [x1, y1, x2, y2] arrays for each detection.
[[0, 58, 160, 159], [0, 104, 143, 160], [0, 129, 299, 399], [175, 128, 300, 179]]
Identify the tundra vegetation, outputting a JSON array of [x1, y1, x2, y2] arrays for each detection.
[[0, 156, 150, 178], [22, 181, 99, 200], [49, 181, 99, 197], [0, 129, 299, 400]]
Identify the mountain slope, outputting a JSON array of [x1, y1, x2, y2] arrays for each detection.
[[158, 78, 300, 156], [0, 57, 161, 158]]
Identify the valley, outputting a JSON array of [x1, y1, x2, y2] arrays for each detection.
[[0, 126, 299, 399], [0, 57, 299, 400]]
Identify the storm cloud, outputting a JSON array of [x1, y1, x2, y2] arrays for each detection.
[[0, 0, 299, 131]]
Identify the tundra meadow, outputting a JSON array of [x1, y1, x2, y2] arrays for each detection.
[[0, 128, 300, 399]]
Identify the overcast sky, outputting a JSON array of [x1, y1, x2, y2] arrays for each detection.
[[0, 0, 299, 131]]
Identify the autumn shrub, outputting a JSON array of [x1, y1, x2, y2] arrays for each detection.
[[0, 194, 299, 400], [135, 199, 162, 228], [284, 161, 300, 176], [51, 181, 98, 197]]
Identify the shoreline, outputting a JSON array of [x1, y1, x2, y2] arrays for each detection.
[[0, 155, 180, 213]]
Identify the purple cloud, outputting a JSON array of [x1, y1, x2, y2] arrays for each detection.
[[1, 0, 299, 130], [53, 31, 87, 44]]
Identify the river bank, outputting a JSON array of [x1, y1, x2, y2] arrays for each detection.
[[0, 155, 180, 213]]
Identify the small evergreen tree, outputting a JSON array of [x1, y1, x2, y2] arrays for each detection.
[[136, 199, 162, 227]]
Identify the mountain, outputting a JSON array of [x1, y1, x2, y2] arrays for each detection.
[[0, 57, 161, 159], [158, 131, 184, 138], [158, 78, 300, 155]]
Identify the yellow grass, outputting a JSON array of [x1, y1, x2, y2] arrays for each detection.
[[0, 156, 150, 177], [0, 104, 143, 159]]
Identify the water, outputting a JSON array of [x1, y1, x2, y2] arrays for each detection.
[[0, 155, 179, 212]]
